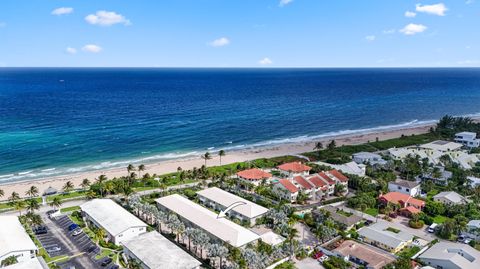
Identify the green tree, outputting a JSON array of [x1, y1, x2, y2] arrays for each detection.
[[327, 140, 336, 151], [26, 198, 40, 213], [62, 181, 74, 193], [218, 150, 226, 165], [138, 164, 146, 177], [49, 197, 63, 210], [1, 256, 18, 267], [202, 152, 212, 167], [80, 178, 91, 191], [25, 185, 39, 198]]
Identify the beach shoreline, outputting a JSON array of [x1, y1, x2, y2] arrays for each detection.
[[0, 123, 434, 201]]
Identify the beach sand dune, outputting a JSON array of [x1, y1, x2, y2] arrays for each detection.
[[0, 124, 431, 201]]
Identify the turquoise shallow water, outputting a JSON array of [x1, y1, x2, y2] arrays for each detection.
[[1, 68, 480, 183]]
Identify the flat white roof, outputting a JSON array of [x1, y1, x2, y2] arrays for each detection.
[[420, 140, 463, 151], [156, 194, 260, 247], [80, 199, 147, 237], [358, 222, 413, 249], [0, 216, 37, 259], [197, 187, 268, 219], [419, 242, 480, 269], [122, 231, 201, 269], [258, 231, 285, 246], [4, 257, 48, 269]]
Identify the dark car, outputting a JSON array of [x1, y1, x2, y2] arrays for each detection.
[[33, 226, 48, 235], [68, 223, 79, 231], [364, 220, 373, 226], [389, 212, 398, 218], [101, 257, 113, 267], [107, 265, 119, 269]]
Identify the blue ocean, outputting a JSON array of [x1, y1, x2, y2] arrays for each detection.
[[1, 68, 480, 183]]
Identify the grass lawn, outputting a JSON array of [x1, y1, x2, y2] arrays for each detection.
[[60, 206, 81, 213], [386, 227, 401, 234], [337, 209, 353, 217], [364, 208, 379, 217], [433, 215, 448, 224], [47, 191, 86, 202], [398, 246, 421, 259]]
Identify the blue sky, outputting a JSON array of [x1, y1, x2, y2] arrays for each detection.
[[0, 0, 479, 67]]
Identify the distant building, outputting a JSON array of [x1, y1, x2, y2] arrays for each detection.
[[236, 168, 272, 187], [455, 132, 479, 148], [257, 231, 285, 247], [352, 152, 387, 166], [277, 162, 311, 177], [80, 199, 148, 245], [419, 140, 463, 152], [468, 176, 480, 187], [156, 194, 260, 248], [316, 161, 366, 177], [273, 179, 299, 202], [313, 206, 362, 230], [421, 166, 453, 186], [332, 240, 396, 269], [388, 179, 421, 197], [197, 187, 268, 226], [433, 191, 469, 206], [0, 216, 38, 265], [358, 222, 414, 253], [290, 170, 349, 200], [122, 231, 201, 269], [419, 242, 480, 269]]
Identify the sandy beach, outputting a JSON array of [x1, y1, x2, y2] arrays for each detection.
[[0, 123, 434, 201]]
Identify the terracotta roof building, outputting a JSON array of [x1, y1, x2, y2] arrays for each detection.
[[333, 240, 396, 269], [328, 170, 349, 182], [277, 162, 311, 175], [379, 192, 425, 210], [236, 168, 272, 186]]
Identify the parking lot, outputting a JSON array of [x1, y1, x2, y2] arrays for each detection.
[[34, 212, 106, 269]]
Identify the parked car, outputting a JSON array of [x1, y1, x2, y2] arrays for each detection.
[[33, 226, 48, 235], [312, 251, 323, 259], [364, 220, 373, 226], [389, 212, 398, 218], [101, 257, 113, 267], [428, 223, 438, 233], [72, 229, 83, 236], [319, 255, 329, 263], [46, 246, 61, 252], [68, 223, 79, 231]]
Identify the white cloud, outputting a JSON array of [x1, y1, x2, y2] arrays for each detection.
[[416, 3, 448, 16], [405, 11, 417, 17], [365, 35, 376, 41], [82, 44, 102, 53], [51, 7, 73, 16], [382, 29, 396, 34], [400, 23, 427, 35], [279, 0, 293, 7], [85, 11, 131, 26], [66, 47, 77, 54], [258, 57, 273, 65], [208, 37, 230, 47], [466, 0, 475, 4], [0, 22, 6, 28]]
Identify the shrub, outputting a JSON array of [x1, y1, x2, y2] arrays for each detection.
[[409, 220, 424, 229]]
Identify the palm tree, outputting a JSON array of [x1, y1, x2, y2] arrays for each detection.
[[80, 178, 91, 191], [8, 192, 20, 205], [196, 231, 210, 259], [26, 199, 40, 213], [95, 228, 106, 243], [138, 164, 145, 178], [218, 150, 226, 165], [49, 197, 62, 210], [184, 227, 196, 251], [202, 152, 212, 167], [155, 210, 167, 233], [97, 174, 108, 184], [127, 164, 136, 175], [25, 186, 39, 198], [0, 188, 4, 199], [1, 256, 18, 267], [62, 181, 74, 193], [13, 200, 26, 216], [314, 142, 323, 156], [327, 140, 336, 150]]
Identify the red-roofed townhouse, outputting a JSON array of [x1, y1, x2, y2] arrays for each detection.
[[277, 162, 311, 177], [326, 170, 349, 194], [293, 176, 315, 199], [318, 172, 336, 196], [304, 175, 330, 200], [273, 179, 299, 202], [236, 168, 272, 187]]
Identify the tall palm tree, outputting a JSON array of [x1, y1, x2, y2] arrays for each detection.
[[0, 188, 4, 199], [8, 192, 20, 205], [62, 181, 74, 193], [49, 197, 62, 210], [97, 174, 108, 184], [218, 150, 226, 165], [80, 178, 91, 191], [25, 186, 39, 198], [26, 199, 40, 213], [202, 152, 212, 167], [14, 200, 26, 216], [138, 164, 145, 177], [314, 142, 323, 156], [127, 164, 136, 175]]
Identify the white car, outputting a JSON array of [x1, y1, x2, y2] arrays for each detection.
[[72, 229, 83, 236], [319, 256, 329, 263]]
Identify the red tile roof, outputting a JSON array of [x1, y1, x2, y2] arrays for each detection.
[[307, 176, 328, 188], [278, 179, 299, 193], [277, 162, 311, 173], [380, 192, 425, 208], [236, 168, 272, 180], [294, 176, 314, 189], [318, 172, 335, 185], [401, 206, 421, 215], [329, 170, 349, 182]]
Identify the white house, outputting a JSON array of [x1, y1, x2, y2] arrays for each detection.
[[197, 187, 269, 226], [455, 132, 479, 148], [80, 199, 148, 245], [464, 220, 480, 240], [236, 168, 272, 187], [3, 257, 48, 269], [273, 179, 299, 202], [0, 216, 38, 265], [387, 179, 421, 197], [419, 242, 480, 269], [122, 231, 201, 269], [352, 152, 387, 166], [156, 194, 260, 248], [419, 140, 463, 152], [317, 161, 366, 177], [433, 191, 469, 206]]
